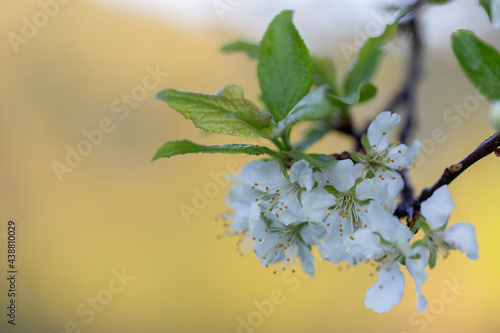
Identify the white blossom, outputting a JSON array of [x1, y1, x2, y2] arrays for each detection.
[[420, 185, 479, 260], [344, 202, 428, 312], [355, 112, 421, 194], [302, 160, 388, 263], [241, 160, 313, 225]]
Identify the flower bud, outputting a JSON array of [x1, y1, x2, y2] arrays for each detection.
[[489, 100, 500, 131]]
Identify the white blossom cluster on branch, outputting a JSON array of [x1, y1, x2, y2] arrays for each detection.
[[222, 112, 478, 313]]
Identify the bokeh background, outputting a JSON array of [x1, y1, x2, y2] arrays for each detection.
[[1, 0, 499, 332]]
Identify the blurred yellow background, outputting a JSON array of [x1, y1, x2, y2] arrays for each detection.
[[1, 1, 499, 332]]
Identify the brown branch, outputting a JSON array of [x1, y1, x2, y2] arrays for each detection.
[[418, 132, 500, 202], [396, 132, 500, 218], [389, 7, 423, 219]]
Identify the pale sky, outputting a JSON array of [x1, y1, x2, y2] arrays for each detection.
[[91, 0, 496, 52]]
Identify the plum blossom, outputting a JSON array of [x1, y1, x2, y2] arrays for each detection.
[[241, 160, 313, 225], [344, 202, 428, 312], [219, 113, 479, 314], [420, 185, 479, 260], [354, 112, 420, 192], [302, 159, 388, 263], [249, 203, 317, 276]]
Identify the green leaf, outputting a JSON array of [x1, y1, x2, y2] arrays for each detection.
[[324, 185, 343, 197], [221, 41, 259, 59], [283, 150, 337, 168], [330, 82, 377, 105], [451, 30, 500, 100], [273, 86, 333, 135], [221, 45, 340, 98], [156, 85, 272, 137], [428, 249, 437, 269], [361, 134, 372, 153], [343, 21, 398, 97], [479, 0, 500, 25], [152, 140, 280, 161], [258, 10, 313, 122], [312, 57, 340, 95], [294, 121, 332, 151]]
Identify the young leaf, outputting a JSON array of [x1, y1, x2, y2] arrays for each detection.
[[479, 0, 500, 26], [274, 85, 333, 135], [221, 41, 259, 59], [312, 57, 340, 95], [451, 30, 500, 101], [152, 140, 280, 161], [222, 44, 339, 96], [258, 10, 313, 122], [343, 21, 398, 98], [330, 82, 377, 105], [156, 85, 272, 137]]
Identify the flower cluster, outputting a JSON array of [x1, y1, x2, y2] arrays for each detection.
[[222, 112, 479, 313]]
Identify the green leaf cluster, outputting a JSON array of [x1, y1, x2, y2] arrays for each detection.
[[152, 9, 409, 162]]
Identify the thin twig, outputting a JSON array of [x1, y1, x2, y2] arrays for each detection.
[[389, 7, 424, 219], [418, 132, 500, 202], [396, 132, 500, 218]]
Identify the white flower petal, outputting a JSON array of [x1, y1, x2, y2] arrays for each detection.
[[365, 263, 405, 313], [367, 111, 401, 152], [297, 243, 315, 277], [276, 196, 306, 225], [226, 185, 260, 209], [314, 159, 355, 192], [290, 160, 314, 192], [406, 247, 429, 312], [420, 185, 455, 229], [381, 172, 404, 213], [241, 160, 282, 187], [343, 228, 382, 260], [321, 215, 350, 263], [300, 222, 327, 246], [352, 162, 365, 179], [302, 188, 336, 223], [386, 141, 421, 170], [225, 186, 259, 233], [368, 202, 412, 243], [250, 217, 285, 266], [356, 178, 389, 203], [444, 222, 479, 260]]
